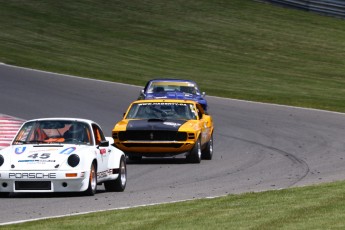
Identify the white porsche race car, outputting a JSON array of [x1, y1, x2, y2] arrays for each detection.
[[0, 118, 127, 196]]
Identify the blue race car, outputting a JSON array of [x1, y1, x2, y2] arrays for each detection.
[[138, 79, 208, 111]]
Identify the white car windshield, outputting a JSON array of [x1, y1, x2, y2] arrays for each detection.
[[13, 120, 92, 145], [126, 103, 197, 120]]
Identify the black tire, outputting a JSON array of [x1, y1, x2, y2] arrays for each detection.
[[104, 155, 127, 192], [202, 133, 213, 160], [128, 155, 142, 162], [84, 162, 97, 196], [0, 192, 9, 198], [186, 138, 201, 163]]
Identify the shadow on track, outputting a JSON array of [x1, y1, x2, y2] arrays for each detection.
[[126, 157, 188, 165]]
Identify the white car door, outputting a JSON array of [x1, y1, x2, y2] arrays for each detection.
[[92, 124, 110, 180]]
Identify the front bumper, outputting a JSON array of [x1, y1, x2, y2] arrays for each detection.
[[0, 170, 89, 193], [115, 140, 195, 155]]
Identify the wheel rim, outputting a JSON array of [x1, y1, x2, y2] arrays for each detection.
[[209, 137, 213, 155], [120, 159, 127, 187], [197, 140, 201, 159], [90, 164, 96, 191]]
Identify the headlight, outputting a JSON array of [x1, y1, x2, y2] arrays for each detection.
[[67, 154, 80, 167], [0, 155, 3, 167]]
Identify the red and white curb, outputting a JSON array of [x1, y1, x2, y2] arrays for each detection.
[[0, 114, 24, 149]]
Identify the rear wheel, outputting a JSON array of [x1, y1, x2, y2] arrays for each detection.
[[186, 138, 201, 163], [104, 155, 127, 192], [202, 133, 213, 160], [84, 163, 97, 196]]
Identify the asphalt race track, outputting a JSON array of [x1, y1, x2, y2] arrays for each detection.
[[1, 63, 345, 224]]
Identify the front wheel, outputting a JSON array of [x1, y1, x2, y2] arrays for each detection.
[[104, 155, 127, 192], [186, 138, 201, 163], [84, 163, 97, 196], [202, 133, 213, 160]]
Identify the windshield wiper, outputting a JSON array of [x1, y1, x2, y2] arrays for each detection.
[[13, 140, 46, 145], [27, 140, 46, 144], [13, 140, 28, 144]]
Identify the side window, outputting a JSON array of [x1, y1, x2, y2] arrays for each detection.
[[144, 81, 151, 92], [92, 124, 105, 145], [13, 122, 34, 144], [196, 104, 204, 119]]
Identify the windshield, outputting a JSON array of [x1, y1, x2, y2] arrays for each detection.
[[13, 120, 92, 145], [126, 102, 197, 120], [147, 81, 199, 95]]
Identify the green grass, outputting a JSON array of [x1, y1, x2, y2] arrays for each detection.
[[2, 181, 345, 229], [1, 0, 345, 111]]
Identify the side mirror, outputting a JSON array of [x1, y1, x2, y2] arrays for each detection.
[[138, 89, 146, 100], [99, 140, 109, 147], [105, 137, 114, 145], [202, 92, 206, 97], [140, 89, 146, 98]]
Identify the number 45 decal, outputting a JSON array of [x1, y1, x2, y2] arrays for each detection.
[[28, 153, 51, 159]]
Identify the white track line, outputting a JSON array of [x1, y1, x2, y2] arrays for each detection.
[[0, 114, 24, 149], [0, 195, 225, 226], [2, 62, 345, 117]]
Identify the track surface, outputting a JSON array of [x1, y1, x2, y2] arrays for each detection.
[[1, 64, 345, 224]]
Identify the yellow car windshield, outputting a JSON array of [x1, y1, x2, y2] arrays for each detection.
[[126, 103, 197, 120]]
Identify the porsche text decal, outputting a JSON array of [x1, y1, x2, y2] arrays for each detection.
[[97, 169, 113, 179], [9, 172, 56, 179]]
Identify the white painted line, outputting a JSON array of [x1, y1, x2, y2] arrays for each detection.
[[0, 128, 21, 131], [0, 63, 142, 88], [0, 114, 24, 149], [3, 62, 345, 117], [0, 138, 13, 141], [0, 196, 210, 226], [209, 95, 345, 116]]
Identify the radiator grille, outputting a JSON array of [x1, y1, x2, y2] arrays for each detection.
[[15, 181, 52, 190], [123, 143, 184, 148], [119, 131, 187, 141]]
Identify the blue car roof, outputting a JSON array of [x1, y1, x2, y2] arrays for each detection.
[[148, 79, 197, 83], [141, 79, 208, 111]]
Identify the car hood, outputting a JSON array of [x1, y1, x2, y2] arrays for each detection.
[[127, 119, 188, 131], [1, 145, 87, 170]]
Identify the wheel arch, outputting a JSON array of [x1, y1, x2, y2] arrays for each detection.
[[107, 147, 125, 169]]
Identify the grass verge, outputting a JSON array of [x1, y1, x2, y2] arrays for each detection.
[[2, 181, 345, 229], [0, 0, 345, 111]]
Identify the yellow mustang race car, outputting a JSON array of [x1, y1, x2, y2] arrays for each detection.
[[112, 99, 214, 163]]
